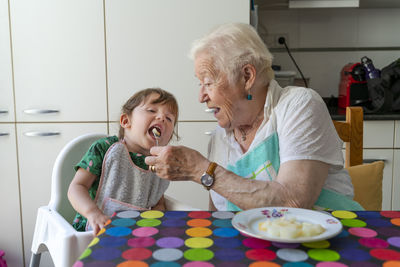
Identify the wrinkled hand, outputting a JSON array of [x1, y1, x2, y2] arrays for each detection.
[[86, 209, 109, 235], [145, 145, 208, 182]]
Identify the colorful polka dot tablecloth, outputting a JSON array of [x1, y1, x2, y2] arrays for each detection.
[[73, 210, 400, 267]]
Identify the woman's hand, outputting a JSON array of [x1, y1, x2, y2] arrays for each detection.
[[145, 145, 209, 183]]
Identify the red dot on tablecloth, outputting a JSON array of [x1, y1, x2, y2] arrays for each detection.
[[245, 249, 276, 261], [242, 238, 271, 249], [188, 211, 211, 219], [348, 227, 377, 238], [359, 237, 389, 248], [380, 211, 400, 218], [122, 248, 152, 260], [370, 248, 400, 261], [127, 237, 155, 247]]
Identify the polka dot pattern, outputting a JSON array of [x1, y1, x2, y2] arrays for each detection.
[[76, 209, 400, 266]]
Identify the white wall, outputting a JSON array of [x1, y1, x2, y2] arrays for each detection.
[[257, 8, 400, 97]]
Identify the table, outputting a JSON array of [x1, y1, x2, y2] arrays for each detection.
[[73, 210, 400, 267]]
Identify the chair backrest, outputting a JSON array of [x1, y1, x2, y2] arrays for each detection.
[[332, 106, 363, 168], [48, 133, 107, 222]]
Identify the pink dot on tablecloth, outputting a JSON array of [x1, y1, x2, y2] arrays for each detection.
[[188, 211, 211, 219], [245, 249, 276, 261], [127, 237, 155, 247], [242, 238, 271, 248], [359, 237, 389, 248], [370, 248, 400, 261], [387, 237, 400, 248], [72, 261, 83, 267], [183, 262, 214, 267], [380, 211, 400, 218], [132, 227, 158, 237], [348, 227, 377, 238], [316, 262, 347, 267], [122, 247, 152, 260]]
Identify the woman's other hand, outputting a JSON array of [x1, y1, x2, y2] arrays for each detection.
[[145, 145, 209, 183]]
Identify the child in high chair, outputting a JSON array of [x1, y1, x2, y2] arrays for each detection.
[[68, 88, 179, 234]]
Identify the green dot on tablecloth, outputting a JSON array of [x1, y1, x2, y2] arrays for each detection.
[[340, 219, 367, 227], [184, 248, 214, 261], [78, 248, 91, 259], [136, 218, 161, 227], [307, 248, 340, 261]]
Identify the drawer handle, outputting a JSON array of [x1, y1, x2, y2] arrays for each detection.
[[0, 109, 8, 114], [23, 109, 60, 114], [0, 132, 10, 136], [363, 158, 387, 163], [24, 131, 61, 137]]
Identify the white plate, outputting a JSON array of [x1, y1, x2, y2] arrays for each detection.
[[232, 207, 342, 243]]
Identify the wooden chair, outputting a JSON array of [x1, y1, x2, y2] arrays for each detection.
[[332, 106, 363, 168]]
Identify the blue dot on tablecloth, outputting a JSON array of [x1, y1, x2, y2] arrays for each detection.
[[339, 248, 371, 261], [214, 237, 242, 248], [91, 247, 121, 261], [282, 262, 313, 267], [212, 211, 235, 219], [111, 218, 136, 227], [355, 211, 381, 219], [213, 219, 232, 228], [336, 229, 349, 238], [162, 219, 187, 227], [329, 237, 359, 249], [272, 242, 300, 249], [387, 236, 400, 248], [277, 248, 308, 262], [156, 237, 184, 248], [347, 262, 380, 267], [376, 227, 400, 237], [214, 248, 245, 261], [164, 211, 188, 219], [117, 210, 140, 218], [98, 236, 127, 247], [106, 226, 132, 237], [213, 227, 239, 237], [152, 248, 183, 261], [159, 227, 186, 237], [365, 218, 393, 227], [216, 262, 247, 267], [150, 262, 181, 267]]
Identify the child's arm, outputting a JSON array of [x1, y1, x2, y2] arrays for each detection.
[[67, 168, 109, 235], [152, 194, 166, 210]]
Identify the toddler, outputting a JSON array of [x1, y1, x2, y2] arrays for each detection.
[[68, 88, 179, 234]]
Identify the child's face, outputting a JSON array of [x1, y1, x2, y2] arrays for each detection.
[[120, 93, 176, 155]]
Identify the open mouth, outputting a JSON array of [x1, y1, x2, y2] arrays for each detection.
[[149, 125, 162, 139]]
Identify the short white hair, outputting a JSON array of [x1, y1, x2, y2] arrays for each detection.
[[189, 23, 274, 86]]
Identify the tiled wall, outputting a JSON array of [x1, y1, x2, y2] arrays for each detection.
[[258, 8, 400, 97]]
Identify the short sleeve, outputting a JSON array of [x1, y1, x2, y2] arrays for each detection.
[[276, 88, 344, 166], [74, 136, 118, 176]]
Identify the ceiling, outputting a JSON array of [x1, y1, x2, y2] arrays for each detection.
[[254, 0, 400, 10]]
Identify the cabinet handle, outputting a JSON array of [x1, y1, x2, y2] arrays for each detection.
[[0, 132, 10, 136], [363, 158, 387, 163], [24, 131, 61, 137], [0, 109, 8, 114], [23, 109, 60, 114]]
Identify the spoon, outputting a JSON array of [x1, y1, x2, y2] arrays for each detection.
[[152, 128, 161, 146]]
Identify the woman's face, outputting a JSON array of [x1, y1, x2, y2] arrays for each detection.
[[194, 53, 244, 130]]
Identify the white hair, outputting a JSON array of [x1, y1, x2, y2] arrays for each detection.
[[189, 23, 274, 86]]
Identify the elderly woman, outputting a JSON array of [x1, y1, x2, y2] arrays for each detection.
[[146, 23, 363, 211]]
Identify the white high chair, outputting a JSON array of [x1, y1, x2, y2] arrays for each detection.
[[30, 133, 196, 267]]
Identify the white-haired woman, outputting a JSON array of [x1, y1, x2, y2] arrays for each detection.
[[146, 23, 363, 211]]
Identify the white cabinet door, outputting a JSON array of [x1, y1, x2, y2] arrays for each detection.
[[395, 121, 400, 148], [105, 0, 249, 122], [0, 124, 24, 267], [0, 0, 14, 122], [364, 149, 393, 210], [393, 150, 400, 210], [17, 123, 107, 266], [10, 0, 107, 122], [364, 121, 394, 148]]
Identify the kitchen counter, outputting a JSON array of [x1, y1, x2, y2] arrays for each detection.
[[329, 107, 400, 121]]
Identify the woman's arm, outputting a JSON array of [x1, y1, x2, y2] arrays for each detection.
[[145, 146, 329, 210], [67, 168, 109, 234]]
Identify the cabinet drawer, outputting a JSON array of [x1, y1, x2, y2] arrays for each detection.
[[364, 121, 394, 148]]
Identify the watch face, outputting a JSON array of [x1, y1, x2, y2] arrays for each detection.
[[201, 173, 214, 187]]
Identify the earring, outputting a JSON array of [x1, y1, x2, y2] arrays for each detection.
[[247, 94, 252, 100]]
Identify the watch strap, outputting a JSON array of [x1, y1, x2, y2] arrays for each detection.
[[206, 162, 217, 176]]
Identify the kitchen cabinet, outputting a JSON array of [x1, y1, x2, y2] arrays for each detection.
[[9, 0, 107, 122], [0, 124, 24, 267], [393, 149, 400, 210]]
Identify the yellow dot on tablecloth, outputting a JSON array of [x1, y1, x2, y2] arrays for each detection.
[[88, 237, 99, 247], [331, 210, 357, 219], [383, 261, 400, 267], [141, 210, 164, 219], [185, 237, 214, 248], [97, 228, 106, 236], [249, 262, 281, 267], [186, 227, 213, 237], [117, 260, 148, 267], [78, 248, 91, 259], [302, 240, 330, 248]]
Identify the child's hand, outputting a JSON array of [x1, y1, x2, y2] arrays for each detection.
[[87, 209, 109, 235]]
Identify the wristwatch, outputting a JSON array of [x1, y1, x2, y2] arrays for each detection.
[[200, 162, 217, 190]]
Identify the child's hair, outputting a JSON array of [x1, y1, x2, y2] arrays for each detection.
[[118, 88, 179, 140]]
